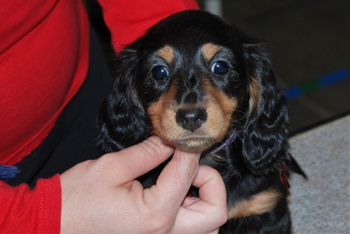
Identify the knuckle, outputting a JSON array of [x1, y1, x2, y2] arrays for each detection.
[[215, 206, 229, 226], [141, 137, 173, 158], [146, 212, 174, 233], [76, 159, 96, 171], [205, 165, 225, 186], [187, 155, 200, 172], [203, 165, 221, 177], [90, 154, 124, 175], [93, 154, 112, 168], [180, 153, 200, 177], [137, 142, 162, 162]]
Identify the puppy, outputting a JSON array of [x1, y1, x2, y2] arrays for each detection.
[[97, 10, 305, 234]]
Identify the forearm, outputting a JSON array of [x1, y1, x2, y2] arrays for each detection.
[[0, 175, 61, 233]]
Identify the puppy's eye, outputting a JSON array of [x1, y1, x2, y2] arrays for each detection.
[[210, 61, 229, 75], [151, 65, 169, 80]]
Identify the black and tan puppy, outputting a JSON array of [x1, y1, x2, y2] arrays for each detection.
[[97, 10, 305, 234]]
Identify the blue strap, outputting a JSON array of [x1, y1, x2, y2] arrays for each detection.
[[0, 165, 20, 179], [210, 131, 237, 155]]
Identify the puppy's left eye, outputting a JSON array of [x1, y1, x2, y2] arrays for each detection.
[[210, 61, 229, 75], [151, 65, 169, 80]]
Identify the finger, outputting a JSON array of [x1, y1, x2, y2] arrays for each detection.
[[192, 166, 227, 208], [103, 136, 174, 182], [144, 150, 200, 212], [172, 166, 228, 233]]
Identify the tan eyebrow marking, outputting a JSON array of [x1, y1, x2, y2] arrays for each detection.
[[157, 45, 174, 63], [201, 43, 223, 61]]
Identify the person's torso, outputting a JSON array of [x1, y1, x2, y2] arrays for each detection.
[[0, 0, 89, 164]]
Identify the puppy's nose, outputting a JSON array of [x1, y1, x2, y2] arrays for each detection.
[[176, 108, 207, 132]]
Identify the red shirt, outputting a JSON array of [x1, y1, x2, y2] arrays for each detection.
[[0, 0, 198, 233]]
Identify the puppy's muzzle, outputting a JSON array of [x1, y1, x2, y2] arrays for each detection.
[[175, 108, 207, 132]]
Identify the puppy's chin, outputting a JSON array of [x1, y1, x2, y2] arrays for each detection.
[[168, 137, 216, 153]]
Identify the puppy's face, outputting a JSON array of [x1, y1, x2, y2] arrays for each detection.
[[134, 11, 253, 153], [99, 10, 287, 175]]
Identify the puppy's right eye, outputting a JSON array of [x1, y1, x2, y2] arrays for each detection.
[[210, 61, 229, 75], [151, 65, 169, 80]]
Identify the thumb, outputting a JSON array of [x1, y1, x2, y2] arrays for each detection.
[[103, 136, 174, 183]]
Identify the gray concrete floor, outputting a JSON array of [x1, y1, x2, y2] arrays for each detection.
[[289, 115, 350, 234], [221, 0, 350, 133]]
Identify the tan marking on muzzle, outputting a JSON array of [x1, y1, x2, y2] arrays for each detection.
[[202, 79, 238, 141], [147, 82, 181, 143], [148, 78, 238, 152]]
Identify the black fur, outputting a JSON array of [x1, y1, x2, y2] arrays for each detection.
[[97, 10, 305, 234]]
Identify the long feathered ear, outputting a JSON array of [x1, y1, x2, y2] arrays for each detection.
[[97, 47, 150, 153], [241, 43, 289, 175]]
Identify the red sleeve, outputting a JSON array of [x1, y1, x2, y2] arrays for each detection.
[[98, 0, 199, 52], [0, 175, 61, 234]]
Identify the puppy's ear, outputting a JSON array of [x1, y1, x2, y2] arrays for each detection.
[[97, 47, 150, 153], [241, 43, 289, 175]]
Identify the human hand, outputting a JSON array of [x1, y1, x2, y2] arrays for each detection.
[[60, 136, 227, 234]]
